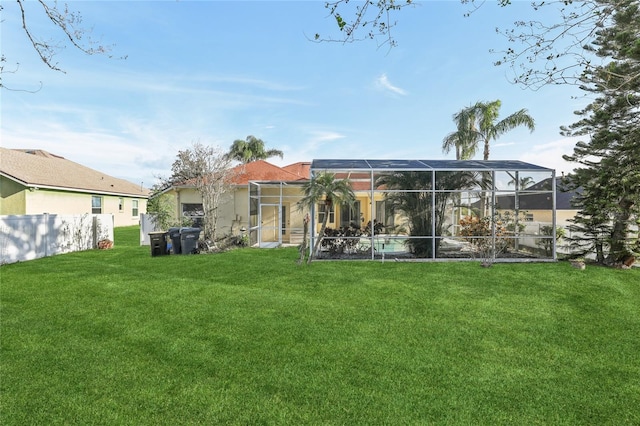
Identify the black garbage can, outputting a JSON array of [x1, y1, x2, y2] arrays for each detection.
[[149, 231, 168, 257], [180, 227, 201, 255], [168, 227, 181, 254]]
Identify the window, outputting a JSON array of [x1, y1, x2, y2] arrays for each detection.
[[340, 201, 361, 228], [131, 200, 139, 217], [92, 196, 102, 214], [182, 203, 204, 227], [119, 197, 124, 212], [525, 213, 534, 222], [317, 203, 334, 224], [376, 200, 394, 228]]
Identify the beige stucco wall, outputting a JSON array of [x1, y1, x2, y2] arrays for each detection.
[[111, 197, 148, 227], [556, 210, 579, 226], [495, 208, 578, 230], [508, 209, 577, 226], [164, 187, 244, 236], [0, 177, 26, 214], [26, 189, 88, 215], [20, 188, 146, 227]]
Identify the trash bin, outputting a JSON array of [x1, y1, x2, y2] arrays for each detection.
[[149, 231, 168, 257], [179, 227, 201, 255], [168, 227, 181, 254]]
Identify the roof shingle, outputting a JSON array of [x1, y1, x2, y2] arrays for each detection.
[[0, 148, 149, 197], [229, 160, 308, 185]]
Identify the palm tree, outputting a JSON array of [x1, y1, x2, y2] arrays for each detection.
[[508, 175, 534, 189], [297, 172, 355, 264], [443, 100, 535, 161], [474, 100, 536, 161], [226, 135, 284, 164], [442, 106, 480, 160], [444, 100, 535, 216], [441, 107, 481, 228]]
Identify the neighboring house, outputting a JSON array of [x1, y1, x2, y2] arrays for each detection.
[[495, 176, 579, 226], [0, 148, 149, 227]]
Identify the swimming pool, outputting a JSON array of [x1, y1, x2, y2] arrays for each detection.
[[358, 236, 409, 254]]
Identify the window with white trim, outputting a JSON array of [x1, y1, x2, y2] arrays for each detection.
[[317, 203, 335, 224], [92, 196, 103, 214]]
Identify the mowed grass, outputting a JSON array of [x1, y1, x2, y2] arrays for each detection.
[[1, 227, 639, 425]]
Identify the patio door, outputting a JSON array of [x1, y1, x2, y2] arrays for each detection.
[[260, 204, 281, 246], [340, 201, 361, 228]]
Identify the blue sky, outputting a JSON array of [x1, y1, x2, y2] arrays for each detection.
[[2, 1, 586, 188]]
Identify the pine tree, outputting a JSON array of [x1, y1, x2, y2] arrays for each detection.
[[562, 0, 640, 265]]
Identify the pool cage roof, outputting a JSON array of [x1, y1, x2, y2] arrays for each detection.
[[310, 159, 553, 172]]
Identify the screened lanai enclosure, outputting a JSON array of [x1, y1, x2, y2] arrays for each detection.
[[249, 159, 557, 262], [248, 180, 308, 248]]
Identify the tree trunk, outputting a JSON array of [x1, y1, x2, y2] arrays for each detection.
[[298, 213, 310, 265], [606, 198, 634, 264], [307, 204, 330, 264]]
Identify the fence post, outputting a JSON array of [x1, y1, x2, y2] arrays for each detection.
[[43, 213, 49, 257], [92, 215, 98, 248]]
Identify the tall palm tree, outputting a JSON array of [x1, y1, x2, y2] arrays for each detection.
[[444, 100, 535, 217], [441, 107, 481, 229], [297, 172, 355, 264], [442, 106, 480, 160], [474, 100, 536, 161], [226, 135, 284, 164], [442, 100, 535, 161]]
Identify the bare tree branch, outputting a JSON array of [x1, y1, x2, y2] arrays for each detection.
[[490, 0, 624, 90], [314, 0, 416, 49], [2, 1, 123, 89]]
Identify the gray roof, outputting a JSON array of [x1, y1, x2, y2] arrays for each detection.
[[0, 148, 149, 198], [311, 159, 553, 172]]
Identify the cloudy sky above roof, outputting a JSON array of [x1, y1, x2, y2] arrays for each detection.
[[2, 1, 586, 189]]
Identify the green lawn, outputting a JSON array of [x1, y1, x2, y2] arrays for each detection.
[[1, 227, 639, 425]]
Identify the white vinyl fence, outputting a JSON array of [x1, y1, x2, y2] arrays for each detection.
[[0, 214, 114, 265], [139, 214, 161, 245]]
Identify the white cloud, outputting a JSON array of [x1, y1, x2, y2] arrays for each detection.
[[271, 130, 347, 166], [518, 137, 579, 175], [493, 142, 517, 148], [375, 73, 407, 96], [307, 131, 346, 147]]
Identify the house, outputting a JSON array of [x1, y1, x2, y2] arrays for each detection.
[[0, 148, 149, 227], [159, 158, 559, 261], [162, 160, 392, 247], [495, 176, 579, 226], [159, 159, 394, 247], [158, 160, 310, 243]]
